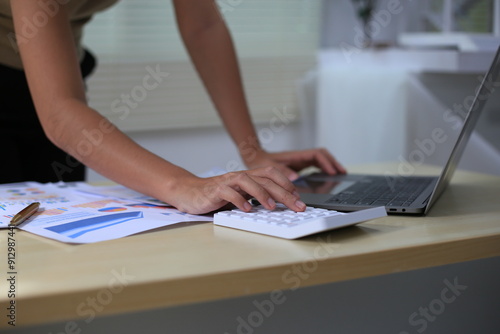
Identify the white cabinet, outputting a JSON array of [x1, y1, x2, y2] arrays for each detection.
[[315, 48, 500, 175]]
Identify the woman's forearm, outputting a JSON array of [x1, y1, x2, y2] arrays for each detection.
[[46, 98, 194, 205], [174, 1, 263, 161]]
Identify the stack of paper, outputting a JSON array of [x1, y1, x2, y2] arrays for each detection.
[[0, 182, 212, 244]]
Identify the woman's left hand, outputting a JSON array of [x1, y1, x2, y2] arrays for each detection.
[[243, 148, 347, 181]]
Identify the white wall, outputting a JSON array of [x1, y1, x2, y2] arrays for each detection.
[[317, 0, 500, 177]]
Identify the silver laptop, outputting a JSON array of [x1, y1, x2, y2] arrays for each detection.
[[297, 45, 500, 215]]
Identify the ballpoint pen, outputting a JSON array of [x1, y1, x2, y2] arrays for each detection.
[[9, 202, 40, 227]]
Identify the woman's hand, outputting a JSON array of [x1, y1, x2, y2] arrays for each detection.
[[243, 148, 347, 181], [167, 167, 306, 215]]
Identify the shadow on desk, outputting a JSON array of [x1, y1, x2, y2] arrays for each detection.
[[427, 182, 500, 218], [134, 221, 211, 237]]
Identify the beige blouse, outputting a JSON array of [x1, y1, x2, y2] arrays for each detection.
[[0, 0, 119, 69]]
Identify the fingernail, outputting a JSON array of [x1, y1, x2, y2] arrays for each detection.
[[295, 200, 306, 210], [267, 198, 276, 208], [243, 202, 252, 211]]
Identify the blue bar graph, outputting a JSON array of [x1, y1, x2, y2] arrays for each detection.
[[46, 211, 143, 238]]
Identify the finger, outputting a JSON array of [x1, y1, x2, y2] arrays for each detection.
[[251, 174, 306, 212], [322, 148, 347, 174], [307, 149, 344, 175], [307, 150, 336, 175], [273, 150, 343, 176], [232, 168, 305, 212], [216, 182, 253, 212], [270, 162, 300, 181], [226, 167, 305, 212], [250, 166, 299, 195], [317, 148, 347, 174], [221, 172, 276, 211]]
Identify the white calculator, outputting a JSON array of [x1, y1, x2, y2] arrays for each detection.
[[213, 204, 386, 239]]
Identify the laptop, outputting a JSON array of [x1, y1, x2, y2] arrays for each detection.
[[297, 45, 500, 215]]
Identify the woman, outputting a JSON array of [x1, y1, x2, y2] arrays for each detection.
[[0, 0, 345, 214]]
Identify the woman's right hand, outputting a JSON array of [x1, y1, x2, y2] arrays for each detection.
[[168, 166, 307, 215]]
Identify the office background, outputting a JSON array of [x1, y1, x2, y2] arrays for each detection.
[[82, 0, 500, 182], [5, 1, 499, 333]]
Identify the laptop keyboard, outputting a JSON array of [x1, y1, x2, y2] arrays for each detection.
[[325, 177, 434, 207]]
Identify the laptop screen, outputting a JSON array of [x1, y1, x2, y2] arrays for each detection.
[[425, 46, 500, 214]]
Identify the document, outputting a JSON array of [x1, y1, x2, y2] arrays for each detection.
[[74, 183, 169, 206], [0, 182, 212, 244]]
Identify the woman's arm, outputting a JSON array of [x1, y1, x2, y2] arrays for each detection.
[[172, 0, 260, 161], [172, 0, 346, 180], [10, 0, 304, 214]]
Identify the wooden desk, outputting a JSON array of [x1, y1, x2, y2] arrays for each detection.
[[1, 164, 500, 329]]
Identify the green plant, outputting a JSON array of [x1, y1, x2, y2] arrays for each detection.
[[352, 0, 376, 23], [351, 0, 378, 46]]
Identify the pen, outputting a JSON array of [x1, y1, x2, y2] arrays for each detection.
[[10, 202, 40, 227]]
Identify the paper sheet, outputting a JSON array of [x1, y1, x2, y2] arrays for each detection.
[[0, 182, 212, 244], [74, 183, 170, 206]]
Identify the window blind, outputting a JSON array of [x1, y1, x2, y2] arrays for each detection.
[[82, 0, 321, 132]]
